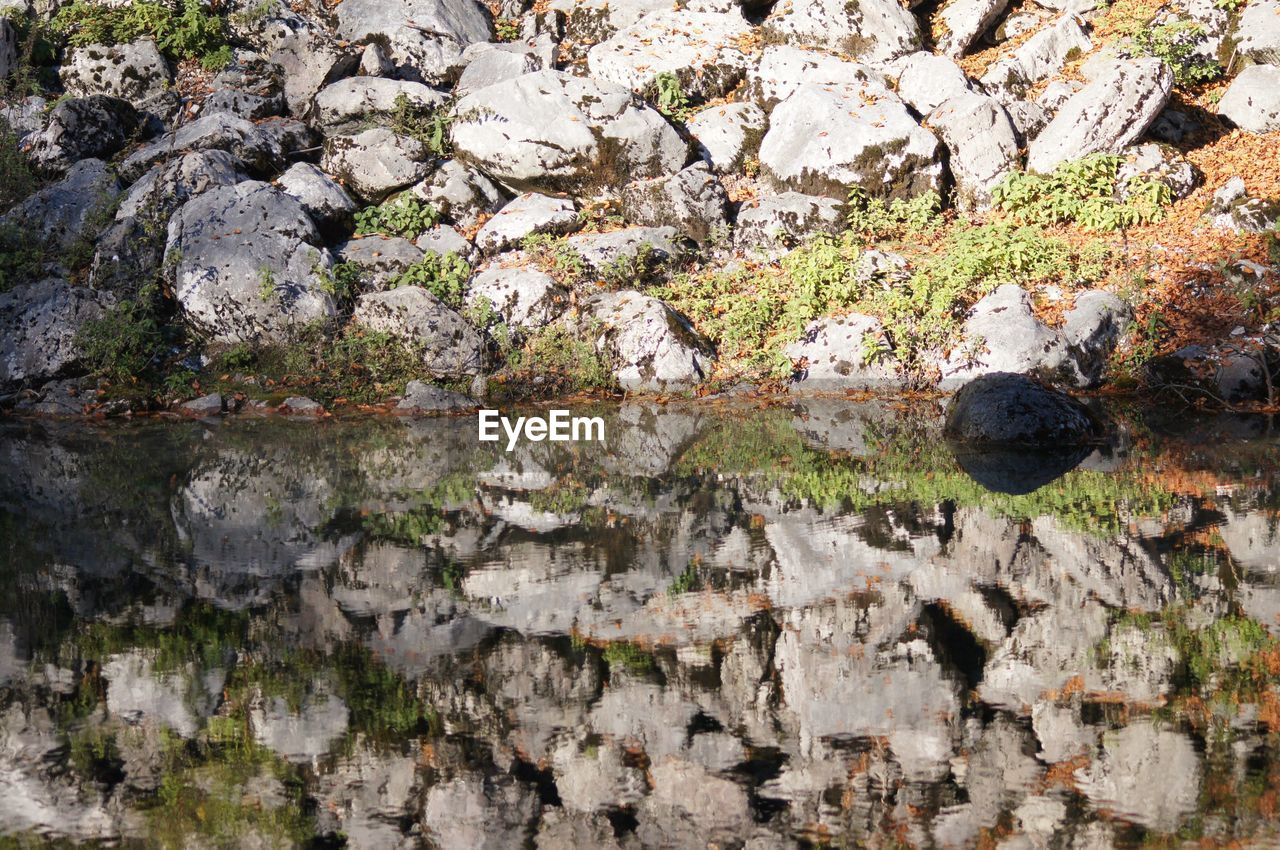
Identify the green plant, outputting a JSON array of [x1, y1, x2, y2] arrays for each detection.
[[598, 242, 658, 288], [0, 224, 48, 293], [76, 297, 164, 383], [315, 260, 363, 302], [648, 71, 693, 122], [257, 265, 276, 301], [387, 252, 471, 307], [53, 0, 232, 70], [353, 193, 440, 239], [389, 93, 453, 157], [0, 120, 39, 212], [522, 233, 586, 283], [846, 188, 942, 240], [508, 323, 612, 394], [495, 16, 519, 41], [992, 154, 1173, 231], [1132, 20, 1221, 85]]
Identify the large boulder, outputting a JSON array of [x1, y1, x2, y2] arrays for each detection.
[[1237, 0, 1280, 63], [1, 159, 120, 253], [927, 92, 1020, 210], [620, 162, 728, 243], [1218, 65, 1280, 133], [758, 82, 942, 200], [944, 372, 1097, 445], [450, 70, 687, 195], [250, 10, 358, 115], [311, 76, 447, 128], [320, 129, 431, 202], [734, 192, 844, 252], [466, 266, 569, 330], [276, 162, 358, 236], [686, 102, 766, 173], [784, 313, 904, 391], [891, 51, 970, 114], [579, 291, 714, 391], [1027, 59, 1172, 174], [60, 39, 172, 107], [762, 0, 921, 63], [164, 181, 337, 344], [744, 45, 887, 109], [118, 112, 284, 183], [474, 192, 578, 254], [937, 0, 1009, 57], [455, 42, 548, 97], [980, 16, 1092, 99], [335, 0, 494, 84], [0, 278, 114, 389], [410, 159, 506, 228], [25, 95, 140, 172], [351, 286, 487, 377], [587, 10, 754, 101], [116, 150, 245, 222]]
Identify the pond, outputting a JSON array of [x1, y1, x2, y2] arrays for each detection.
[[1, 400, 1280, 849]]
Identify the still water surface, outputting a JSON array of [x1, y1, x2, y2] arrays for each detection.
[[2, 400, 1280, 849]]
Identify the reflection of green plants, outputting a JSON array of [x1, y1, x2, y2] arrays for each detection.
[[602, 641, 654, 674], [529, 479, 590, 515], [992, 154, 1173, 231], [354, 193, 440, 239], [667, 562, 702, 596]]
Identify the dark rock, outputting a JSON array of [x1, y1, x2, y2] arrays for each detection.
[[944, 372, 1099, 445], [26, 96, 142, 172], [395, 380, 478, 413]]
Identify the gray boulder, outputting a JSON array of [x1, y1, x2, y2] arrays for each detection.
[[276, 162, 358, 235], [351, 287, 486, 376], [744, 45, 887, 109], [1117, 143, 1198, 201], [335, 0, 493, 84], [466, 266, 569, 329], [450, 70, 686, 195], [1027, 59, 1172, 173], [417, 225, 475, 259], [165, 181, 337, 344], [621, 162, 728, 243], [1206, 176, 1280, 233], [335, 237, 425, 291], [891, 51, 971, 114], [938, 0, 1009, 57], [565, 226, 688, 278], [116, 150, 245, 222], [980, 15, 1091, 99], [0, 278, 114, 388], [1145, 339, 1279, 404], [587, 10, 753, 101], [455, 42, 548, 97], [311, 76, 447, 128], [1218, 65, 1280, 133], [579, 290, 714, 391], [118, 112, 284, 183], [686, 102, 766, 174], [759, 82, 942, 200], [475, 192, 578, 254], [1, 159, 120, 253], [26, 95, 140, 172], [762, 0, 921, 63], [734, 192, 844, 252], [60, 40, 171, 106], [928, 92, 1020, 210], [944, 372, 1097, 445], [1237, 0, 1280, 63], [410, 159, 506, 228], [784, 313, 903, 391], [551, 0, 670, 62], [202, 59, 285, 120], [246, 9, 359, 114], [321, 128, 431, 202], [396, 379, 478, 413]]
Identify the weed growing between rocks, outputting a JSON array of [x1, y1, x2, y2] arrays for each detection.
[[53, 0, 233, 70], [388, 252, 472, 307], [388, 93, 454, 158], [0, 120, 39, 211], [353, 193, 440, 239], [992, 153, 1174, 231], [495, 323, 613, 398]]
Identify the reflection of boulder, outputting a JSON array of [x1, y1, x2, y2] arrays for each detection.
[[251, 691, 350, 763], [1074, 724, 1200, 832], [949, 442, 1091, 495], [102, 652, 224, 738]]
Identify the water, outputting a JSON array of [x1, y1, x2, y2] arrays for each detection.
[[2, 400, 1280, 849]]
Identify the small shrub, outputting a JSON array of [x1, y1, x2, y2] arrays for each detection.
[[257, 265, 276, 301], [522, 233, 586, 283], [76, 298, 164, 383], [845, 188, 942, 240], [598, 243, 657, 288], [0, 224, 49, 292], [353, 193, 440, 239], [508, 324, 612, 393], [648, 71, 693, 123], [53, 0, 232, 70], [991, 154, 1173, 231], [0, 120, 39, 211], [315, 261, 363, 302], [388, 252, 471, 307], [1131, 20, 1220, 85], [389, 93, 452, 157], [494, 17, 519, 41]]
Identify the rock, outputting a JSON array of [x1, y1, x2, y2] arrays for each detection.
[[579, 290, 714, 391], [455, 42, 547, 97], [180, 393, 225, 415], [26, 95, 140, 172], [927, 92, 1020, 210], [1, 159, 120, 253], [118, 112, 284, 184], [248, 10, 358, 114], [1145, 340, 1279, 404], [941, 285, 1129, 388], [336, 236, 425, 291], [117, 150, 246, 222], [475, 192, 578, 254], [60, 39, 172, 107], [417, 225, 475, 259], [1027, 59, 1173, 174], [321, 129, 431, 202], [980, 16, 1092, 99], [587, 10, 754, 101], [165, 181, 336, 344], [1218, 65, 1280, 133], [278, 396, 325, 415], [276, 162, 358, 235], [202, 58, 285, 120], [621, 162, 728, 243], [891, 52, 971, 115], [744, 45, 887, 109], [0, 95, 47, 140], [396, 379, 478, 413], [759, 82, 942, 201], [410, 159, 506, 228], [784, 313, 903, 391], [0, 278, 114, 389], [359, 42, 394, 76], [1206, 176, 1280, 233], [551, 0, 671, 62], [1117, 142, 1198, 201], [1237, 0, 1280, 63], [1004, 99, 1051, 142], [686, 102, 766, 174], [335, 0, 493, 84], [466, 266, 569, 330], [762, 0, 921, 63], [450, 70, 686, 195], [938, 0, 1010, 57], [311, 76, 448, 128], [351, 287, 487, 376], [734, 192, 845, 252], [944, 372, 1097, 445], [565, 227, 688, 278]]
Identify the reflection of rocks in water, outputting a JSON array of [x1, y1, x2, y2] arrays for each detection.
[[0, 404, 1279, 847], [949, 440, 1093, 495]]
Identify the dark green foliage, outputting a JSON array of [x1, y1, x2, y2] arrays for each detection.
[[389, 93, 453, 157], [388, 251, 472, 307], [53, 0, 232, 70], [353, 193, 440, 239]]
